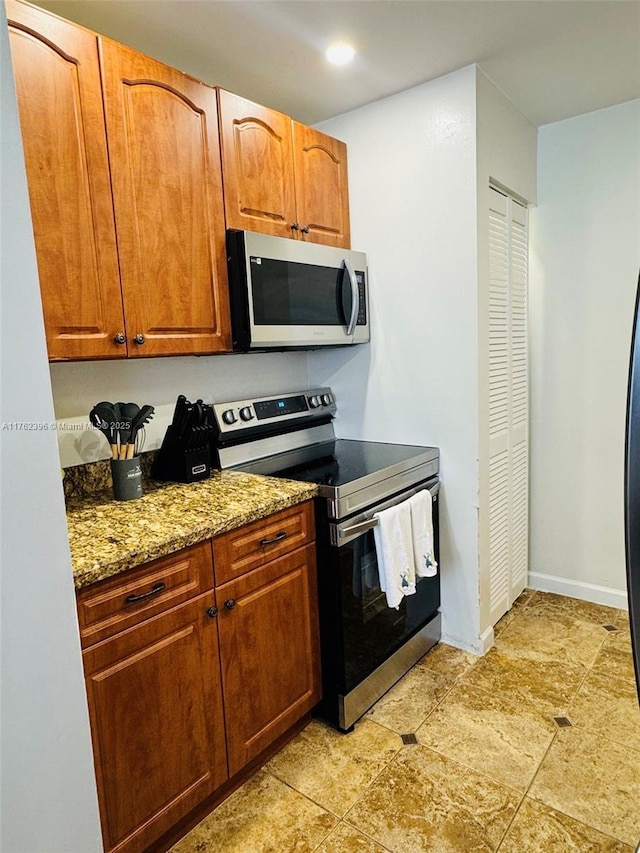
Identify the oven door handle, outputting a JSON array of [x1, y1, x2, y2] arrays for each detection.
[[336, 481, 439, 541]]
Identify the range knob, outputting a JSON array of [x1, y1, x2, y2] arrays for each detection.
[[321, 393, 332, 406], [222, 409, 238, 425], [309, 395, 321, 408], [239, 406, 254, 422]]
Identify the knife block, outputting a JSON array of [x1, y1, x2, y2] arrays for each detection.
[[151, 425, 211, 483]]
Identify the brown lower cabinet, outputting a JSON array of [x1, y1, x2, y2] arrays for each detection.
[[77, 502, 320, 853]]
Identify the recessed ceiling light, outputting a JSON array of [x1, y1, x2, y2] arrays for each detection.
[[325, 43, 356, 66]]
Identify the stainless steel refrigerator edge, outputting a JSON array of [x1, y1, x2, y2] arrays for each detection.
[[625, 271, 640, 700]]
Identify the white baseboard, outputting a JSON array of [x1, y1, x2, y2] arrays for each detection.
[[528, 572, 629, 611], [440, 626, 493, 656]]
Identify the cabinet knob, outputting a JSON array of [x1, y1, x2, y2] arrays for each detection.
[[300, 225, 310, 234], [224, 598, 236, 610], [290, 222, 300, 231], [134, 333, 145, 345], [113, 332, 126, 345], [206, 605, 218, 619]]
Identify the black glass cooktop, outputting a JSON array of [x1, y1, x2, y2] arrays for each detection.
[[252, 438, 437, 489]]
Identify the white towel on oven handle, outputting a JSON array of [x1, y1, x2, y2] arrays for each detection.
[[408, 489, 438, 577], [372, 501, 416, 609]]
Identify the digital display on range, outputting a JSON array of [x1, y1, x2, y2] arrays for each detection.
[[254, 395, 309, 420]]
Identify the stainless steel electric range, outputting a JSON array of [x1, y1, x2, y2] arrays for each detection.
[[211, 387, 441, 732]]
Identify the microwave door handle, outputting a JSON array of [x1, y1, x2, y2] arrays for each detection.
[[343, 258, 359, 336]]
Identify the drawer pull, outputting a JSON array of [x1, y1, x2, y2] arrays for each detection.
[[260, 531, 287, 547], [125, 582, 166, 604]]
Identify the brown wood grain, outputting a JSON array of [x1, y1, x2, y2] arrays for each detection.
[[218, 89, 297, 239], [99, 39, 231, 356], [213, 501, 315, 585], [293, 122, 351, 249], [77, 541, 215, 648], [82, 592, 228, 853], [216, 544, 321, 776], [6, 0, 127, 360]]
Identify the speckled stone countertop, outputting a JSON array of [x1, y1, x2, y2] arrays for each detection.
[[66, 471, 317, 590]]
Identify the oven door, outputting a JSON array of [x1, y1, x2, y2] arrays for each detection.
[[317, 479, 440, 698]]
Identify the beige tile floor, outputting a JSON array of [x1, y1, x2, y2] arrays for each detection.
[[170, 590, 640, 853]]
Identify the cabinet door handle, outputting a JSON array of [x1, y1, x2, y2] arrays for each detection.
[[125, 582, 166, 604], [224, 598, 236, 610], [290, 222, 299, 231], [300, 225, 310, 234], [113, 332, 126, 345], [260, 531, 287, 546], [133, 333, 145, 345], [206, 605, 218, 619]]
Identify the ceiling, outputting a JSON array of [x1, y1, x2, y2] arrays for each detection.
[[35, 0, 640, 127]]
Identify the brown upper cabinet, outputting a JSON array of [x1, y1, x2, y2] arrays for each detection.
[[6, 0, 125, 360], [98, 39, 230, 357], [7, 0, 231, 360], [218, 90, 351, 249]]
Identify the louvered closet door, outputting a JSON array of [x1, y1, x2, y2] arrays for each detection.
[[488, 187, 529, 625]]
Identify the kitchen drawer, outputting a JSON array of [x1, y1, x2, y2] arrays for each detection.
[[213, 500, 314, 585], [77, 541, 214, 648]]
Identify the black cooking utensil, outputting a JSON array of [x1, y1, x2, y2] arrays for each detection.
[[116, 402, 140, 459], [90, 402, 118, 458], [128, 405, 155, 458]]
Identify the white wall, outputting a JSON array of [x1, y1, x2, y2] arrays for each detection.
[[476, 70, 537, 637], [50, 352, 309, 466], [309, 67, 482, 651], [0, 9, 103, 850], [529, 99, 640, 608]]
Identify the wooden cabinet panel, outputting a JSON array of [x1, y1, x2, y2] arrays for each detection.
[[99, 39, 231, 356], [293, 122, 351, 249], [213, 501, 314, 585], [83, 592, 227, 853], [6, 0, 126, 360], [218, 89, 297, 239], [216, 544, 321, 776], [77, 542, 214, 647]]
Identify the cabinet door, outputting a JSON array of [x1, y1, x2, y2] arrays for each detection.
[[293, 122, 351, 249], [218, 90, 297, 239], [6, 0, 126, 360], [83, 593, 227, 853], [99, 40, 231, 356], [216, 545, 321, 776]]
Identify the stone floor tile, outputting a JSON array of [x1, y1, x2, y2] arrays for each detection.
[[498, 797, 634, 852], [494, 606, 606, 668], [415, 642, 478, 680], [169, 770, 336, 853], [528, 727, 640, 846], [592, 628, 638, 683], [524, 591, 621, 627], [365, 664, 450, 734], [265, 719, 401, 817], [417, 681, 557, 790], [569, 669, 640, 751], [314, 821, 389, 852], [459, 647, 584, 715], [346, 744, 521, 853]]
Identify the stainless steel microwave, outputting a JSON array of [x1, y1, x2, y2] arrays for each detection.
[[226, 230, 369, 351]]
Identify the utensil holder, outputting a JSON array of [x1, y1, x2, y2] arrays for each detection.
[[111, 457, 143, 501]]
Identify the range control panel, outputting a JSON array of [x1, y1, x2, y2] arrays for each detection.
[[213, 387, 336, 435]]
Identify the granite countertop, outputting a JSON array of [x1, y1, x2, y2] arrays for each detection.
[[66, 471, 317, 589]]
